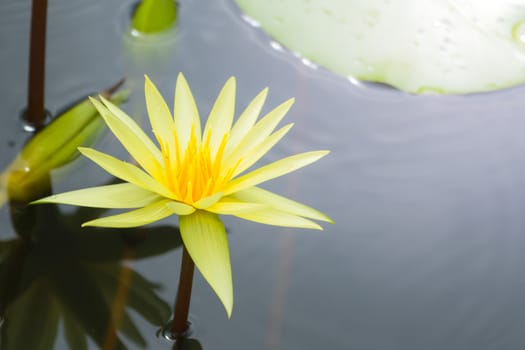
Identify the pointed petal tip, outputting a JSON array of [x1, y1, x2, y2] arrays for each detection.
[[29, 198, 46, 205], [177, 72, 188, 85], [89, 96, 108, 113], [309, 222, 324, 230], [222, 290, 233, 318], [82, 217, 110, 227], [226, 304, 233, 319], [81, 221, 102, 228], [98, 94, 112, 106], [255, 86, 269, 100], [144, 75, 159, 90], [271, 97, 295, 115], [316, 150, 331, 158], [282, 122, 295, 131], [30, 196, 67, 206], [317, 216, 335, 225], [307, 210, 334, 226], [144, 75, 155, 88], [77, 146, 92, 155], [221, 76, 237, 95], [225, 76, 236, 87], [96, 95, 118, 115], [175, 73, 195, 103]]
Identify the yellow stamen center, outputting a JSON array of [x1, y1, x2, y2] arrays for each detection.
[[157, 126, 234, 205]]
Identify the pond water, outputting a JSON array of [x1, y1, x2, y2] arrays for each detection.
[[2, 0, 525, 349]]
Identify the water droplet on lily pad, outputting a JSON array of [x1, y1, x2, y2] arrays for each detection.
[[235, 0, 525, 94]]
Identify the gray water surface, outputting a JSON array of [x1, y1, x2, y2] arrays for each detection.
[[2, 1, 525, 349]]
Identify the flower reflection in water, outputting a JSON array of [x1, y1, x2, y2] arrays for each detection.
[[0, 189, 182, 349]]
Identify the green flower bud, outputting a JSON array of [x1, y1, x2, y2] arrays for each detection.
[[1, 87, 129, 204]]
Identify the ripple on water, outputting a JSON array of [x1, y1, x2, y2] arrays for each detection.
[[158, 319, 194, 342]]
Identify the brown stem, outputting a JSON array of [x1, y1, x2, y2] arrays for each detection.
[[100, 78, 126, 99], [172, 246, 195, 336], [26, 0, 48, 128]]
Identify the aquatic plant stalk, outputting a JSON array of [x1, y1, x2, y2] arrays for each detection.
[[172, 247, 195, 335], [26, 0, 48, 128]]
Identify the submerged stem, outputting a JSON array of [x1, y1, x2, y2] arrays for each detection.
[[26, 0, 48, 129], [172, 246, 195, 336]]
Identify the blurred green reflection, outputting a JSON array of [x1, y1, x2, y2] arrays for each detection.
[[0, 190, 182, 349]]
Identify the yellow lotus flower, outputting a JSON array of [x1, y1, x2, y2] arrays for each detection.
[[34, 73, 332, 317]]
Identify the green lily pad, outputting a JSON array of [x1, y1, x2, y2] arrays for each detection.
[[235, 0, 525, 94]]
